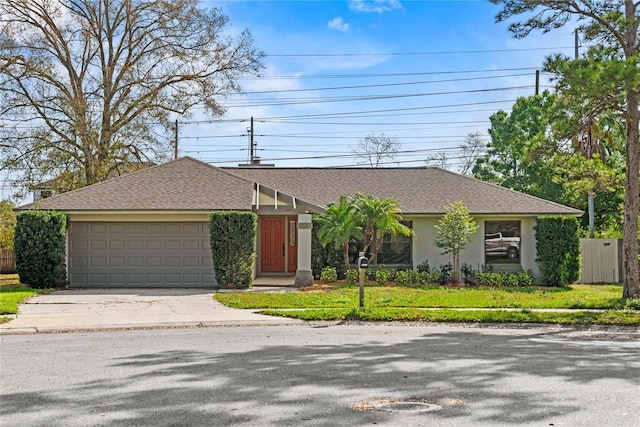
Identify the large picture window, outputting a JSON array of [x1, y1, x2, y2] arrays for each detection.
[[485, 221, 520, 264], [349, 221, 413, 267]]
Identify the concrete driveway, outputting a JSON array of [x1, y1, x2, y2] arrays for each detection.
[[0, 288, 303, 334]]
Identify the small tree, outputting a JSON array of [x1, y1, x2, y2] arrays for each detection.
[[352, 133, 400, 167], [353, 193, 414, 264], [434, 201, 478, 280], [316, 196, 363, 270]]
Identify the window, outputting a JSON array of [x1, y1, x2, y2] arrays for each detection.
[[349, 221, 413, 267], [485, 221, 521, 264]]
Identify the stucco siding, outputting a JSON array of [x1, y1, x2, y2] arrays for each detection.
[[410, 215, 540, 275]]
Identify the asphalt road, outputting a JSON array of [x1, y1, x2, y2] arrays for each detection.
[[1, 323, 639, 426]]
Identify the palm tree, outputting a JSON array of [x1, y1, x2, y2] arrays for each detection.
[[353, 194, 414, 264], [316, 195, 363, 270]]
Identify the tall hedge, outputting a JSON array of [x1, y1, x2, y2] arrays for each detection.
[[209, 211, 257, 288], [536, 216, 581, 286], [14, 210, 68, 288]]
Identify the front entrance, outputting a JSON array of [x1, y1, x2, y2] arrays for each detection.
[[260, 216, 297, 273]]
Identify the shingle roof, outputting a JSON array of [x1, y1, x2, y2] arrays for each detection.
[[20, 157, 254, 211], [227, 166, 582, 216], [20, 156, 582, 216]]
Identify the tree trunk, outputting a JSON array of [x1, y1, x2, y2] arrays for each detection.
[[622, 1, 639, 298], [342, 242, 351, 272], [622, 88, 639, 298]]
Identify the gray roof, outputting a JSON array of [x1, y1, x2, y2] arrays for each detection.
[[21, 156, 582, 216], [21, 157, 254, 211], [227, 166, 582, 216]]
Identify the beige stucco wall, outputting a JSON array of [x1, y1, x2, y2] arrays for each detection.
[[409, 215, 540, 275]]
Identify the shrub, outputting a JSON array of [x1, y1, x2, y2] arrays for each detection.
[[209, 211, 257, 288], [461, 263, 476, 284], [476, 271, 503, 288], [517, 270, 535, 287], [536, 216, 580, 286], [320, 267, 338, 283], [501, 271, 520, 287], [395, 269, 416, 286], [375, 267, 391, 285], [14, 210, 68, 288], [416, 259, 431, 273], [438, 263, 453, 285], [345, 268, 359, 285], [418, 270, 441, 285], [311, 220, 346, 279]]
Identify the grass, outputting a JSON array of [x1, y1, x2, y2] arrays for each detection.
[[0, 274, 44, 316], [215, 283, 640, 326]]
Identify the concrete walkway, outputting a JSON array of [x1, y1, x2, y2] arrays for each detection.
[[0, 288, 304, 335]]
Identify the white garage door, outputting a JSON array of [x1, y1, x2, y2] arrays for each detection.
[[68, 222, 215, 288]]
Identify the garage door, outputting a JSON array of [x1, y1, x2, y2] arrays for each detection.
[[68, 222, 215, 288]]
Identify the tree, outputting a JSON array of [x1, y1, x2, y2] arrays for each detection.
[[352, 133, 400, 167], [316, 196, 363, 270], [434, 201, 478, 281], [459, 131, 487, 176], [425, 152, 450, 170], [0, 199, 16, 250], [353, 193, 414, 264], [490, 0, 639, 297], [473, 91, 566, 203], [0, 0, 263, 194]]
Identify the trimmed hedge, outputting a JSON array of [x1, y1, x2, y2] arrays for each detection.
[[536, 216, 580, 286], [209, 211, 257, 288], [14, 210, 68, 288]]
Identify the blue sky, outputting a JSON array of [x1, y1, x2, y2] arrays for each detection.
[[175, 0, 576, 169], [1, 0, 579, 201]]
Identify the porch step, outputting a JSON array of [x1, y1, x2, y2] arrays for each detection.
[[252, 276, 296, 287]]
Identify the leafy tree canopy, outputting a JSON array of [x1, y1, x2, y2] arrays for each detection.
[[490, 0, 639, 298], [0, 0, 263, 196], [0, 199, 16, 250]]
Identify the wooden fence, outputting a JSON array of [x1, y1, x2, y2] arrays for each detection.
[[0, 249, 16, 274], [579, 239, 640, 284]]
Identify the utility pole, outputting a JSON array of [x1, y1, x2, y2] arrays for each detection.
[[535, 70, 539, 95], [174, 119, 178, 160], [247, 116, 258, 164]]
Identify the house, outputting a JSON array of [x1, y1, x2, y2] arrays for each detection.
[[19, 156, 582, 288]]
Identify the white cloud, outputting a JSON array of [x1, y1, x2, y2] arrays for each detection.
[[328, 17, 350, 32], [349, 0, 402, 14]]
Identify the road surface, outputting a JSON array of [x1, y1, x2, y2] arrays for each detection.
[[1, 323, 639, 426]]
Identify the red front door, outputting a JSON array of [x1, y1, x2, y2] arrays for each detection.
[[260, 216, 297, 273], [261, 217, 285, 272]]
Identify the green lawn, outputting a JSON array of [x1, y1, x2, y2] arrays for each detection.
[[215, 283, 640, 326], [0, 274, 43, 319]]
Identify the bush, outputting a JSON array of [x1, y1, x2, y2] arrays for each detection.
[[461, 263, 476, 284], [320, 267, 338, 284], [345, 268, 359, 285], [14, 210, 68, 288], [476, 271, 503, 288], [375, 267, 391, 285], [501, 270, 520, 287], [209, 211, 257, 288], [395, 269, 416, 286], [536, 216, 580, 286], [517, 270, 535, 287], [416, 259, 431, 273], [311, 220, 346, 279], [438, 263, 453, 285]]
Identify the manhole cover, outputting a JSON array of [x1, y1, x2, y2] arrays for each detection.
[[373, 401, 442, 413]]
